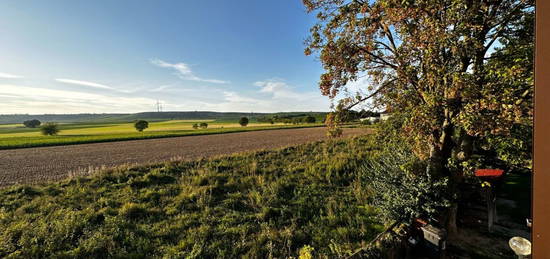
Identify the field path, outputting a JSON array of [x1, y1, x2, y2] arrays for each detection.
[[0, 127, 368, 187]]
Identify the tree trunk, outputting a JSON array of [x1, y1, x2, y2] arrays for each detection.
[[426, 116, 455, 176], [446, 131, 474, 236], [426, 143, 444, 176], [428, 115, 462, 236], [446, 176, 460, 237], [447, 203, 459, 236]]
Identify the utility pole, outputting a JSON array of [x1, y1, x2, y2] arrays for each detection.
[[156, 100, 162, 113]]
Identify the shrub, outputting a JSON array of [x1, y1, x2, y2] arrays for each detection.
[[40, 122, 60, 136], [359, 146, 450, 223], [292, 118, 302, 124], [239, 117, 249, 127], [192, 123, 199, 129], [23, 119, 41, 128], [305, 116, 316, 123], [134, 120, 149, 132], [326, 127, 343, 138], [199, 122, 208, 129], [299, 245, 314, 259], [324, 113, 343, 138], [119, 202, 148, 220]]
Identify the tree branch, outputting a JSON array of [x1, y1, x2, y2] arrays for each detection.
[[359, 47, 398, 69], [345, 78, 397, 110]]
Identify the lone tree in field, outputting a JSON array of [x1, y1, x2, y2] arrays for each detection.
[[40, 123, 60, 136], [199, 122, 208, 129], [23, 119, 41, 128], [134, 120, 149, 132], [304, 0, 533, 233], [239, 117, 249, 127]]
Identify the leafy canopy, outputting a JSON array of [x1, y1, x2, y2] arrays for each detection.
[[23, 119, 41, 128], [239, 117, 249, 127], [304, 0, 533, 170], [134, 120, 149, 132], [304, 0, 533, 231], [40, 122, 60, 136]]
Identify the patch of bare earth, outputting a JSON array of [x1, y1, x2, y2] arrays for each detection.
[[0, 127, 369, 187]]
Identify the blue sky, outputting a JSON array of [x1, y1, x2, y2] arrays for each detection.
[[0, 1, 334, 114]]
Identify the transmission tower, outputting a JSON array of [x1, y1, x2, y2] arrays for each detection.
[[156, 100, 162, 112]]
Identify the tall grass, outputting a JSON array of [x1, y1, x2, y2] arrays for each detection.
[[0, 136, 385, 258]]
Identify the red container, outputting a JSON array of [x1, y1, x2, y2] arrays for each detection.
[[413, 218, 428, 229], [475, 169, 504, 178]]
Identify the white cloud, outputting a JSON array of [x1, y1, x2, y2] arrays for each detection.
[[0, 84, 158, 114], [253, 78, 319, 101], [0, 77, 331, 114], [177, 78, 332, 112], [149, 85, 172, 92], [55, 78, 116, 90], [151, 59, 229, 84], [254, 79, 288, 94], [0, 72, 23, 79], [336, 75, 384, 111], [0, 94, 19, 98], [344, 76, 371, 94], [223, 91, 261, 104]]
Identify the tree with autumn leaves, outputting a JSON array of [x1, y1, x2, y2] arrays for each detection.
[[304, 0, 533, 234]]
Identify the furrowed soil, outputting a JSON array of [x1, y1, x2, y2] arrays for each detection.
[[0, 127, 369, 187]]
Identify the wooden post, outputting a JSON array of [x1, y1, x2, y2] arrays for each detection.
[[533, 0, 550, 256], [486, 187, 495, 232]]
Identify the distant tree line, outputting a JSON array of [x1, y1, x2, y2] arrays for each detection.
[[358, 109, 381, 118], [255, 110, 380, 125], [256, 114, 317, 125]]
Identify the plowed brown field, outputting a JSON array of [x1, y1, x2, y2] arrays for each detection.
[[0, 127, 369, 187]]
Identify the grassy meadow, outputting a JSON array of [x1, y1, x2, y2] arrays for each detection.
[[0, 120, 322, 149], [0, 135, 388, 258]]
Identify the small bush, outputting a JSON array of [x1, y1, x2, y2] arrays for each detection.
[[326, 127, 343, 138], [305, 116, 316, 124], [292, 118, 302, 124], [239, 117, 249, 127], [360, 147, 450, 222], [199, 122, 208, 129], [23, 119, 41, 128], [134, 120, 149, 132], [40, 122, 60, 136], [119, 203, 148, 220], [299, 245, 315, 259], [192, 123, 199, 129]]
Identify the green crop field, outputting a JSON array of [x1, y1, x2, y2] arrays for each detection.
[[0, 120, 322, 149], [0, 135, 388, 258]]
